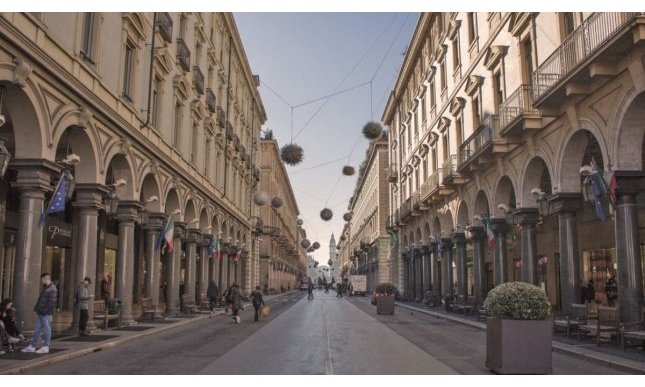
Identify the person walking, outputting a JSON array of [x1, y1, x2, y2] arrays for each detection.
[[307, 282, 314, 300], [336, 282, 343, 298], [207, 281, 219, 313], [75, 277, 92, 336], [100, 274, 111, 304], [230, 283, 242, 323], [22, 273, 58, 354], [251, 286, 265, 322], [586, 280, 596, 303]]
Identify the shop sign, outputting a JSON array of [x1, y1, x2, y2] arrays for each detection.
[[47, 219, 72, 247]]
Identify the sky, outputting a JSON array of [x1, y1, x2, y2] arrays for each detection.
[[234, 13, 418, 264]]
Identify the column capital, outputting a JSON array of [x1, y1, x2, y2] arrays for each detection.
[[612, 171, 645, 197], [200, 234, 213, 247], [489, 218, 510, 234], [466, 226, 484, 240], [548, 192, 582, 214], [440, 237, 452, 246], [185, 228, 201, 243], [144, 212, 166, 230], [11, 158, 61, 193], [174, 221, 187, 238], [452, 232, 466, 245], [73, 183, 110, 210], [116, 200, 143, 223], [421, 245, 432, 255], [513, 207, 540, 226]]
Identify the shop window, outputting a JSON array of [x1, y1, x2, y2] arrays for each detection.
[[582, 248, 617, 305], [103, 248, 117, 299]]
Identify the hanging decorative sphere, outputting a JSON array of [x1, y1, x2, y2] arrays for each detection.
[[280, 143, 304, 166], [300, 239, 311, 249], [313, 241, 321, 250], [297, 219, 304, 226], [328, 259, 333, 266], [253, 191, 270, 206], [343, 212, 352, 222], [342, 165, 355, 176], [320, 208, 333, 221], [307, 246, 315, 253], [271, 196, 283, 208], [362, 121, 383, 140]]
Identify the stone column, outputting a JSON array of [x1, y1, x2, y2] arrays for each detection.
[[12, 160, 59, 331], [441, 238, 454, 303], [515, 208, 540, 285], [115, 201, 142, 325], [184, 228, 199, 303], [401, 252, 409, 299], [144, 213, 165, 306], [413, 247, 422, 302], [490, 218, 510, 286], [167, 222, 186, 315], [221, 244, 229, 291], [69, 184, 108, 332], [548, 193, 582, 315], [199, 234, 211, 299], [407, 250, 415, 301], [421, 245, 431, 302], [453, 232, 467, 301], [468, 226, 486, 307], [612, 172, 645, 323], [430, 241, 441, 303]]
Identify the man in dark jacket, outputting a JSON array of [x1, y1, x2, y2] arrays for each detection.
[[230, 283, 242, 323], [207, 281, 219, 313], [22, 273, 58, 354]]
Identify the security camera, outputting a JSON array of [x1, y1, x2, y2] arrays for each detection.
[[0, 114, 5, 128], [498, 203, 510, 213], [530, 188, 545, 198], [145, 195, 159, 204], [579, 165, 595, 176]]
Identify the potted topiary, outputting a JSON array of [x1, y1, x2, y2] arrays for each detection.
[[375, 282, 397, 315], [483, 282, 553, 374]]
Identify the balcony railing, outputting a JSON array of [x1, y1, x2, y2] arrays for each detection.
[[206, 88, 217, 113], [442, 155, 457, 181], [176, 38, 191, 72], [458, 114, 500, 167], [387, 163, 398, 182], [216, 106, 226, 127], [193, 66, 204, 95], [157, 12, 173, 43], [401, 197, 413, 219], [499, 84, 539, 130], [533, 12, 642, 102]]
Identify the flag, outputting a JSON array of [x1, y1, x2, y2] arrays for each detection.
[[591, 174, 607, 222], [40, 174, 68, 226], [214, 238, 221, 261], [234, 248, 241, 262], [608, 171, 617, 203], [485, 217, 496, 250], [208, 237, 215, 259], [157, 215, 175, 253]]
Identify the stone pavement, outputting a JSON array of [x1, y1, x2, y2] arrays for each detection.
[[393, 300, 645, 374]]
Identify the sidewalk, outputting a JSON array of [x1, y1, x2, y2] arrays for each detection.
[[395, 301, 645, 374], [0, 291, 298, 375]]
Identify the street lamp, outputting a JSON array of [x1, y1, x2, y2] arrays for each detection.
[[498, 203, 514, 224], [531, 188, 551, 217]]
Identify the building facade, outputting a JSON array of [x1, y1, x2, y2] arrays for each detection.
[[0, 12, 266, 332], [338, 137, 391, 293], [257, 136, 306, 291], [384, 12, 645, 323]]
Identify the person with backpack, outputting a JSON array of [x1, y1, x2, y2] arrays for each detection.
[[251, 286, 265, 322], [22, 273, 58, 354], [229, 283, 242, 323]]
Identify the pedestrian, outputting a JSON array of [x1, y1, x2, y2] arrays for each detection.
[[307, 282, 314, 300], [223, 285, 232, 314], [74, 277, 92, 336], [0, 298, 23, 342], [230, 283, 243, 323], [251, 286, 265, 322], [22, 273, 58, 354], [100, 273, 111, 304], [324, 283, 329, 294], [336, 283, 343, 298], [604, 274, 618, 306], [207, 281, 219, 313], [586, 280, 596, 303]]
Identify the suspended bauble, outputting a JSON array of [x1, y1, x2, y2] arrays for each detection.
[[320, 208, 333, 221], [307, 246, 315, 253], [343, 212, 353, 222], [342, 165, 355, 176], [300, 239, 311, 249], [253, 191, 270, 206], [362, 121, 383, 140], [328, 259, 333, 266], [271, 196, 284, 208], [297, 219, 304, 226], [280, 143, 304, 166], [312, 241, 321, 250]]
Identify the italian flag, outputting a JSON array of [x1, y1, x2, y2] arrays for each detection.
[[160, 215, 175, 254], [215, 238, 221, 261], [485, 218, 496, 250]]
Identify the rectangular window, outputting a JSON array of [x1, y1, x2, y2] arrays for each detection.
[[430, 77, 436, 109], [421, 96, 427, 123], [472, 95, 481, 128], [522, 37, 534, 85], [415, 168, 420, 192], [205, 139, 211, 176], [81, 13, 97, 63], [442, 134, 449, 161], [562, 12, 576, 40], [151, 76, 161, 128], [173, 103, 182, 148], [468, 13, 477, 44], [452, 36, 460, 71], [122, 41, 135, 101], [440, 60, 447, 91], [456, 116, 464, 146], [493, 71, 504, 113], [191, 125, 198, 163], [414, 110, 419, 138], [432, 147, 438, 172], [179, 15, 186, 39]]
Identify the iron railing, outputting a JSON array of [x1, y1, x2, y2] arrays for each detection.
[[192, 66, 204, 95], [206, 88, 217, 113], [458, 114, 500, 167], [533, 12, 642, 101], [157, 12, 173, 43], [442, 154, 458, 181], [387, 163, 398, 182], [216, 106, 226, 127], [176, 38, 191, 72], [499, 84, 538, 130]]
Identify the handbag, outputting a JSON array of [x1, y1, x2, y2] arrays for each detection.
[[261, 305, 270, 317]]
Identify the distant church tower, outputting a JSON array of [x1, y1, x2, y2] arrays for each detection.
[[329, 233, 338, 281]]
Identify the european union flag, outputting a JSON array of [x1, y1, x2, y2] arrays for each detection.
[[40, 175, 68, 226], [591, 173, 607, 222]]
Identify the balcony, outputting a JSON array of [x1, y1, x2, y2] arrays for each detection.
[[192, 66, 204, 95], [401, 197, 413, 221], [441, 154, 468, 186], [499, 84, 541, 137], [176, 38, 191, 72], [157, 12, 173, 43], [420, 168, 445, 203], [458, 114, 513, 173], [206, 88, 217, 113], [216, 106, 226, 127], [387, 163, 398, 183], [533, 12, 644, 107], [226, 121, 234, 141]]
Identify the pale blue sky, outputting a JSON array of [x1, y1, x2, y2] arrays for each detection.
[[235, 13, 418, 264]]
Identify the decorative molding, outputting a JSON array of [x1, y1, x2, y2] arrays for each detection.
[[118, 137, 131, 156], [153, 48, 175, 76], [483, 45, 508, 71], [449, 97, 466, 116], [438, 117, 451, 133], [12, 57, 33, 87], [447, 20, 462, 40], [435, 44, 448, 63], [465, 75, 485, 96], [173, 74, 191, 101], [78, 106, 93, 128], [508, 12, 535, 37], [121, 12, 149, 44]]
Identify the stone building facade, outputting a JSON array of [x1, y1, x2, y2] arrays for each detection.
[[0, 12, 266, 332], [384, 12, 645, 323]]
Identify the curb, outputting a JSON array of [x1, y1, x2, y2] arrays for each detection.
[[395, 302, 645, 374]]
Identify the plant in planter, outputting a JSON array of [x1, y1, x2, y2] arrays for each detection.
[[312, 241, 320, 250], [375, 282, 397, 315], [343, 212, 353, 222], [280, 143, 304, 166], [320, 208, 333, 221], [483, 281, 553, 374], [300, 239, 311, 249], [362, 121, 383, 140], [253, 191, 269, 206], [342, 165, 355, 176], [271, 196, 283, 208]]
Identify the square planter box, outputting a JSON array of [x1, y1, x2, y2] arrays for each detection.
[[377, 295, 395, 315], [485, 317, 553, 374]]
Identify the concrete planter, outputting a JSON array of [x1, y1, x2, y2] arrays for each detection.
[[376, 295, 395, 315], [485, 317, 552, 374]]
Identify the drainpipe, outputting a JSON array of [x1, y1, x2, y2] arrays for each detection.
[[248, 106, 255, 218], [222, 33, 233, 198], [142, 13, 157, 129]]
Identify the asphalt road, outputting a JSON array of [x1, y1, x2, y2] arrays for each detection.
[[26, 290, 628, 375]]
